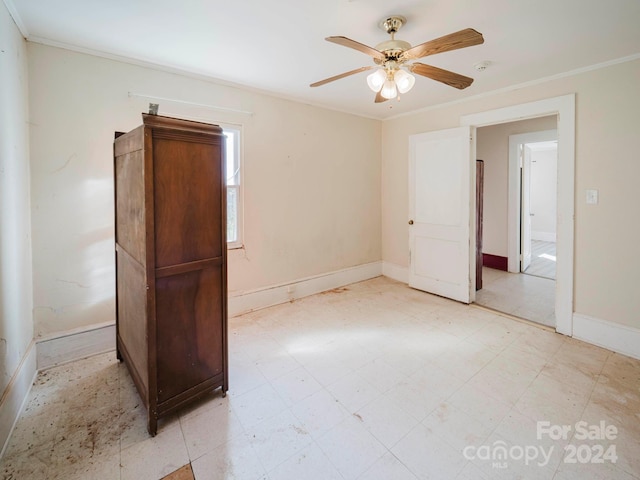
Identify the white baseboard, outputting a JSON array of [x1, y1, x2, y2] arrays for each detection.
[[36, 323, 116, 370], [382, 261, 409, 284], [229, 261, 382, 317], [0, 341, 37, 458], [573, 313, 640, 360], [34, 262, 384, 368], [531, 231, 556, 242]]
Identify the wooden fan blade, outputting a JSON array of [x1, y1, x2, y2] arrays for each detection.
[[310, 66, 374, 87], [401, 28, 484, 61], [326, 36, 386, 61], [408, 63, 474, 89], [374, 89, 388, 103]]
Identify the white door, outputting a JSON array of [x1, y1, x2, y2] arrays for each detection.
[[521, 145, 532, 271], [409, 126, 473, 303]]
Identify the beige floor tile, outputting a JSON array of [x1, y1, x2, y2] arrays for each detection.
[[270, 366, 323, 407], [431, 340, 498, 382], [190, 435, 267, 480], [302, 356, 354, 387], [422, 402, 494, 451], [356, 394, 420, 449], [0, 445, 52, 479], [554, 460, 639, 480], [392, 423, 468, 480], [226, 359, 268, 397], [475, 267, 555, 326], [316, 415, 387, 480], [3, 277, 640, 480], [326, 371, 381, 413], [466, 365, 534, 406], [455, 461, 490, 479], [290, 389, 349, 439], [179, 397, 244, 461], [229, 382, 287, 429], [358, 451, 419, 480], [254, 350, 301, 381], [447, 383, 512, 431], [120, 422, 190, 480], [356, 356, 405, 393], [244, 409, 313, 472], [267, 442, 343, 480]]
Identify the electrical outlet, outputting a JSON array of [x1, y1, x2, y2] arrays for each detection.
[[586, 189, 598, 205]]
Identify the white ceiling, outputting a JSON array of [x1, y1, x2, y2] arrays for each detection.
[[8, 0, 640, 119]]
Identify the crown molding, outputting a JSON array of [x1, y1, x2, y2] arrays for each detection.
[[385, 53, 640, 121], [2, 0, 28, 37]]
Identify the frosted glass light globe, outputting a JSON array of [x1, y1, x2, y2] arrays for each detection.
[[394, 69, 415, 94], [366, 69, 386, 92]]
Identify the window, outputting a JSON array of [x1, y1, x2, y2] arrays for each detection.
[[223, 125, 242, 248]]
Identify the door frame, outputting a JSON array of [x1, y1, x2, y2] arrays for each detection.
[[508, 129, 558, 273], [461, 94, 575, 336]]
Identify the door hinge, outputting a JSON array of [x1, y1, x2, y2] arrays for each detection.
[[519, 147, 524, 168], [519, 254, 523, 261]]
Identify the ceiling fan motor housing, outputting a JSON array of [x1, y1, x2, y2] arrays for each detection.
[[375, 16, 411, 66], [379, 15, 407, 34], [375, 39, 412, 57]]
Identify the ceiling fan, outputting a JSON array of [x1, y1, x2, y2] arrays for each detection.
[[310, 16, 484, 103]]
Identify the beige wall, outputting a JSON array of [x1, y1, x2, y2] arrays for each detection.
[[0, 3, 34, 391], [476, 116, 557, 256], [382, 58, 640, 329], [28, 43, 381, 338]]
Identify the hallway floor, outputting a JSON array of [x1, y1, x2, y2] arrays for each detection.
[[476, 267, 556, 327], [525, 240, 557, 280]]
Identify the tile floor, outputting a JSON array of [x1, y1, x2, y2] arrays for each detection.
[[475, 267, 556, 327], [2, 277, 639, 480], [524, 240, 557, 280]]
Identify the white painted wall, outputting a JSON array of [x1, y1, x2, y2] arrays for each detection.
[[475, 117, 557, 256], [0, 0, 35, 451], [530, 146, 558, 241], [27, 43, 382, 339], [382, 58, 640, 330]]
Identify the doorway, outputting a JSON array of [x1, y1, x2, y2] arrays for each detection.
[[461, 94, 575, 335], [518, 136, 558, 280], [474, 125, 558, 327], [408, 95, 574, 334]]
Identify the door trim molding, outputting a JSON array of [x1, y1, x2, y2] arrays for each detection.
[[460, 94, 575, 336], [507, 129, 558, 273]]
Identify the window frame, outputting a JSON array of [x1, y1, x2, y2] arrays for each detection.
[[220, 123, 243, 250]]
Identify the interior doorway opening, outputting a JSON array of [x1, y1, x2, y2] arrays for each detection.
[[520, 138, 558, 280], [407, 94, 576, 334], [473, 118, 558, 327]]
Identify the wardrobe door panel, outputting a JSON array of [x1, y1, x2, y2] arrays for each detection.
[[153, 138, 223, 267], [155, 267, 224, 403]]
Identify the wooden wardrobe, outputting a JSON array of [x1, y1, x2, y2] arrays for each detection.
[[114, 114, 228, 435]]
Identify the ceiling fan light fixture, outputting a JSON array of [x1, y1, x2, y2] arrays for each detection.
[[366, 69, 386, 92], [380, 78, 398, 99], [394, 69, 415, 94]]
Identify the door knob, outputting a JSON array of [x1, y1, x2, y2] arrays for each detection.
[[408, 220, 414, 225]]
